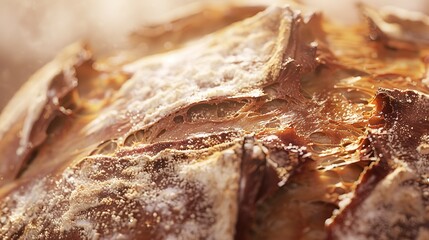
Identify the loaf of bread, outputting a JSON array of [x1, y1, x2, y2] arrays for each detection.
[[0, 2, 428, 239]]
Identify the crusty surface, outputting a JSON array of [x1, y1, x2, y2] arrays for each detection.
[[0, 5, 320, 239], [1, 135, 243, 239], [2, 2, 429, 240], [327, 89, 429, 240]]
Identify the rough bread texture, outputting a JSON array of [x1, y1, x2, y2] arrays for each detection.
[[2, 137, 243, 239], [0, 5, 318, 239], [327, 89, 429, 239], [2, 2, 429, 240]]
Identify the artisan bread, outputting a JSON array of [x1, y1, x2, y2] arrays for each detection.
[[1, 3, 429, 240]]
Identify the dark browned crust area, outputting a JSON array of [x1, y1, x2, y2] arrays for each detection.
[[236, 130, 311, 240], [327, 89, 429, 239]]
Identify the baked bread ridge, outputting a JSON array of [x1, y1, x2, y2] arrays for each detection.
[[0, 43, 92, 186], [0, 5, 321, 239]]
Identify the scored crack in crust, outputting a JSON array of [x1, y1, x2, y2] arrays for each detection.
[[1, 2, 429, 240]]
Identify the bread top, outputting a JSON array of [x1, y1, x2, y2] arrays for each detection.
[[0, 5, 314, 182], [1, 2, 429, 240]]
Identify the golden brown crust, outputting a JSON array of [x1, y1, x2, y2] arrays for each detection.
[[0, 5, 321, 239], [2, 2, 429, 240]]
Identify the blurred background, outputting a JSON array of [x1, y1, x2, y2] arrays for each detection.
[[0, 0, 428, 112]]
